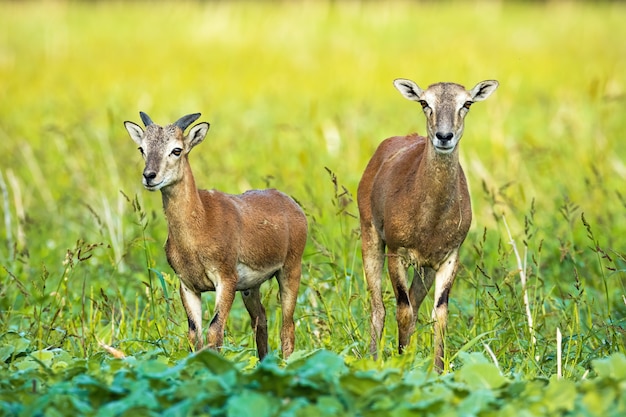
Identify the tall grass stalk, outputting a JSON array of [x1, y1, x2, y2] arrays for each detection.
[[484, 342, 501, 374], [557, 327, 562, 379], [0, 171, 13, 261], [581, 213, 612, 320], [5, 170, 26, 257], [127, 191, 170, 355], [502, 214, 536, 347]]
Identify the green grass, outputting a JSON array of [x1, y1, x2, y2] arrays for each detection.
[[1, 1, 625, 414]]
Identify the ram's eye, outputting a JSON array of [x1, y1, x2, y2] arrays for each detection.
[[419, 100, 429, 110], [138, 147, 145, 156], [463, 101, 473, 110], [171, 148, 182, 157]]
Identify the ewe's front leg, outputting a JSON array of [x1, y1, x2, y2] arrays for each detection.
[[207, 278, 237, 351], [432, 249, 459, 373], [180, 282, 203, 350], [388, 254, 414, 353]]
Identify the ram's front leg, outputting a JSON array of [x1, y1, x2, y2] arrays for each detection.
[[207, 278, 237, 351], [180, 282, 203, 350]]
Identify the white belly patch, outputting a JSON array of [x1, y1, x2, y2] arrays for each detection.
[[236, 263, 280, 290]]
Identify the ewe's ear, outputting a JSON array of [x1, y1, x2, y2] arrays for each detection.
[[124, 121, 144, 146], [186, 122, 210, 149], [393, 78, 424, 101], [470, 80, 499, 102]]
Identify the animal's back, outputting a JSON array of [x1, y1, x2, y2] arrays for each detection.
[[233, 189, 307, 266], [357, 133, 427, 226]]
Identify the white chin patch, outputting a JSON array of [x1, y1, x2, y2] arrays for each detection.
[[144, 180, 165, 191], [435, 146, 455, 154]]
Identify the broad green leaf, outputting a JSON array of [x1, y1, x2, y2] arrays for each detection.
[[279, 397, 318, 417], [592, 353, 626, 380], [162, 399, 193, 417], [245, 355, 294, 397], [136, 358, 170, 377], [285, 349, 312, 364], [314, 396, 346, 415], [287, 349, 346, 378], [542, 376, 576, 413], [580, 383, 617, 416], [410, 383, 453, 411], [455, 363, 508, 390], [340, 371, 384, 396], [226, 390, 278, 417], [0, 332, 31, 359], [495, 404, 538, 417], [187, 349, 238, 375], [13, 357, 42, 372], [97, 380, 158, 417], [0, 345, 14, 363], [30, 349, 55, 366], [0, 401, 21, 416], [457, 388, 498, 415]]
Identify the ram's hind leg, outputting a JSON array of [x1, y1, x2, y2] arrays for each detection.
[[361, 222, 386, 358], [241, 286, 268, 360]]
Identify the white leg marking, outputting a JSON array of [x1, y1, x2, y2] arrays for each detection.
[[180, 282, 202, 348]]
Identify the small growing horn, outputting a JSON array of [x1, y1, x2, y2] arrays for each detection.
[[174, 113, 201, 132], [139, 112, 154, 127]]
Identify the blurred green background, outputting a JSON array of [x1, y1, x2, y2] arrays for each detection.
[[0, 1, 624, 375]]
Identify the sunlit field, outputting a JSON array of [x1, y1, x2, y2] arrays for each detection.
[[1, 1, 625, 414]]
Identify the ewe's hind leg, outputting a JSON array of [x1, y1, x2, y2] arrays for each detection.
[[241, 287, 268, 360], [409, 267, 436, 320], [277, 262, 301, 359], [180, 282, 203, 350], [361, 223, 386, 358], [387, 253, 413, 353], [432, 250, 460, 373]]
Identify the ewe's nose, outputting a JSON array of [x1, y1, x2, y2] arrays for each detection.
[[143, 170, 157, 182], [435, 131, 454, 142]]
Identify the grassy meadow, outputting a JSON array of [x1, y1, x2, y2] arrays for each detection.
[[1, 1, 626, 414]]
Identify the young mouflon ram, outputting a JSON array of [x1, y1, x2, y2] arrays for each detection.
[[357, 79, 498, 372], [124, 112, 308, 359]]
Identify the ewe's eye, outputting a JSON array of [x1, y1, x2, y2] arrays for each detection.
[[419, 100, 430, 110], [171, 148, 182, 157], [138, 147, 145, 156], [463, 101, 473, 110]]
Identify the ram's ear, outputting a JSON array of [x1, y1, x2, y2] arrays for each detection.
[[186, 122, 210, 150], [124, 121, 144, 146], [393, 78, 424, 101], [469, 80, 499, 102]]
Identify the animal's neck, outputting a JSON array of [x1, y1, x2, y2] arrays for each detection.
[[416, 143, 462, 210], [161, 158, 205, 229]]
